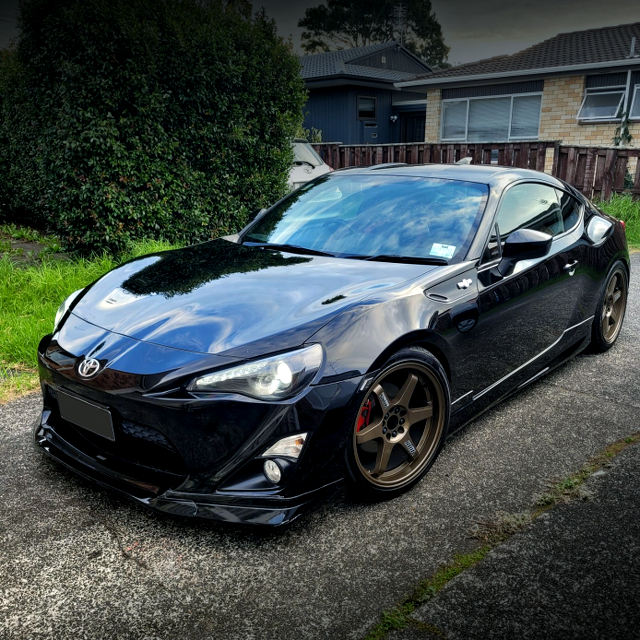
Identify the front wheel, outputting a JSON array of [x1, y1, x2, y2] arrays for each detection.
[[345, 347, 450, 500], [589, 261, 628, 353]]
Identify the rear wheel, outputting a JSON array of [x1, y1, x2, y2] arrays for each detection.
[[590, 262, 628, 353], [346, 347, 449, 499]]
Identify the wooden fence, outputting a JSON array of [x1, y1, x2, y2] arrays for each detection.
[[553, 146, 640, 200], [313, 141, 640, 201]]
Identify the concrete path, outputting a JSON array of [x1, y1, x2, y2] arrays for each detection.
[[390, 440, 640, 640], [1, 254, 638, 640]]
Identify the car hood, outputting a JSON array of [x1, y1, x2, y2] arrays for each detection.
[[71, 240, 433, 357]]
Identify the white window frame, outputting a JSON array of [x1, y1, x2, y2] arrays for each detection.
[[577, 87, 626, 122], [440, 92, 543, 143], [629, 84, 640, 120]]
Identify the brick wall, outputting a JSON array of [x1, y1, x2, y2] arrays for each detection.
[[538, 75, 640, 146], [424, 88, 441, 143]]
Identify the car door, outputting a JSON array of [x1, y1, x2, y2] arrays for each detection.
[[454, 182, 584, 402]]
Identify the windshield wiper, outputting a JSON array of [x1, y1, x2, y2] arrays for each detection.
[[358, 254, 449, 266], [242, 241, 335, 257]]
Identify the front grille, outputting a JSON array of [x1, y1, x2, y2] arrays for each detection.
[[44, 386, 188, 480], [121, 420, 174, 450]]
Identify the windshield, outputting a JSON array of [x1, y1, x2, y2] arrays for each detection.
[[245, 174, 488, 262], [293, 141, 323, 167]]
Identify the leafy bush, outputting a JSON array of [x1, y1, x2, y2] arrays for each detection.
[[0, 0, 306, 254]]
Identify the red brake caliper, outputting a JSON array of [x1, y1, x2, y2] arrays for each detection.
[[357, 398, 374, 432]]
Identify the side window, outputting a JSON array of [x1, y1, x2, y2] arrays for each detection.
[[496, 183, 563, 241], [556, 189, 581, 232]]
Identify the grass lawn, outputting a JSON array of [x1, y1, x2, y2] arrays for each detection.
[[0, 193, 638, 403], [597, 193, 640, 248], [0, 228, 177, 402]]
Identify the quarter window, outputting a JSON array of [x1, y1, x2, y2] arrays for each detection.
[[358, 96, 376, 120], [556, 190, 581, 232]]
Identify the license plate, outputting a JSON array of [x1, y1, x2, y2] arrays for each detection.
[[58, 390, 115, 441]]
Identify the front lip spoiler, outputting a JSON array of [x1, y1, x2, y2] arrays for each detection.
[[34, 416, 340, 527]]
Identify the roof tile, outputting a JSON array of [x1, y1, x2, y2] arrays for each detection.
[[300, 42, 422, 82], [414, 22, 640, 81]]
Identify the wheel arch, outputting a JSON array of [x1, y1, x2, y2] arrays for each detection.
[[366, 330, 452, 383]]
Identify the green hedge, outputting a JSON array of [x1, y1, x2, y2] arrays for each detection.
[[0, 0, 305, 254]]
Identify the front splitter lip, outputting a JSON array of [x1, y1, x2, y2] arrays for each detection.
[[34, 415, 340, 527]]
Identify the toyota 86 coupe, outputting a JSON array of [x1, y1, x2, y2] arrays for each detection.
[[35, 164, 630, 526]]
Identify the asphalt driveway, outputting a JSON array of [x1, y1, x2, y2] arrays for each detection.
[[1, 254, 638, 640]]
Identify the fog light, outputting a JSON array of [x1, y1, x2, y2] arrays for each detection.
[[262, 433, 308, 459], [263, 459, 282, 484]]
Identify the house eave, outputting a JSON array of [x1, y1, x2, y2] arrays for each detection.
[[304, 76, 404, 91], [395, 58, 640, 89]]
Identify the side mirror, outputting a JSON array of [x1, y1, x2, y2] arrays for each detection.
[[497, 228, 552, 276]]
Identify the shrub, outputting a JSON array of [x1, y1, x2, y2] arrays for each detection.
[[0, 0, 306, 254]]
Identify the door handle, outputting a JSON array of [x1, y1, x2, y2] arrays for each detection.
[[563, 260, 579, 275]]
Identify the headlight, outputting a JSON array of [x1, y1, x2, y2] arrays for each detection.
[[53, 289, 83, 332], [187, 344, 323, 400]]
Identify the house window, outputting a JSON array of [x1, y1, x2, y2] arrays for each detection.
[[358, 96, 377, 120], [630, 85, 640, 120], [441, 93, 541, 142], [577, 88, 625, 121], [441, 100, 467, 140]]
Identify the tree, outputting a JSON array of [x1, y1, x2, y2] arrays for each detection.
[[298, 0, 449, 68], [0, 0, 306, 254]]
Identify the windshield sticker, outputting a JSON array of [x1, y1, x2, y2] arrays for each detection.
[[430, 243, 456, 259]]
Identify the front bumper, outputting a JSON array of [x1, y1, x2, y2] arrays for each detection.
[[35, 412, 339, 525], [36, 331, 361, 526]]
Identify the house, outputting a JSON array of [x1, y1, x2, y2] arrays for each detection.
[[300, 42, 432, 144], [396, 22, 640, 153]]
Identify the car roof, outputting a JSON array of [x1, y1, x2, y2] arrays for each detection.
[[334, 163, 567, 190]]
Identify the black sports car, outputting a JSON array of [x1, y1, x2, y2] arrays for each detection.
[[35, 164, 630, 526]]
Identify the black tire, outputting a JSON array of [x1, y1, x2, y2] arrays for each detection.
[[589, 260, 628, 353], [345, 346, 450, 501]]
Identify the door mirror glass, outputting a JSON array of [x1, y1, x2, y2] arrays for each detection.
[[497, 228, 552, 276]]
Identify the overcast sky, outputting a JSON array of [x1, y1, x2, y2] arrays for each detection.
[[1, 0, 640, 65]]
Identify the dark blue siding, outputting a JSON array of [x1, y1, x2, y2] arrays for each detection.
[[304, 87, 397, 144], [441, 81, 544, 99], [351, 49, 429, 74]]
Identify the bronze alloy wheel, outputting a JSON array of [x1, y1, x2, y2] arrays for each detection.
[[601, 267, 627, 344], [352, 360, 446, 490]]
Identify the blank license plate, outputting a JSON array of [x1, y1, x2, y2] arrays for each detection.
[[58, 391, 115, 441]]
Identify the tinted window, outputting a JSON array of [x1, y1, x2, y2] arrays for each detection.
[[556, 189, 581, 232], [496, 183, 563, 239], [246, 175, 489, 262]]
